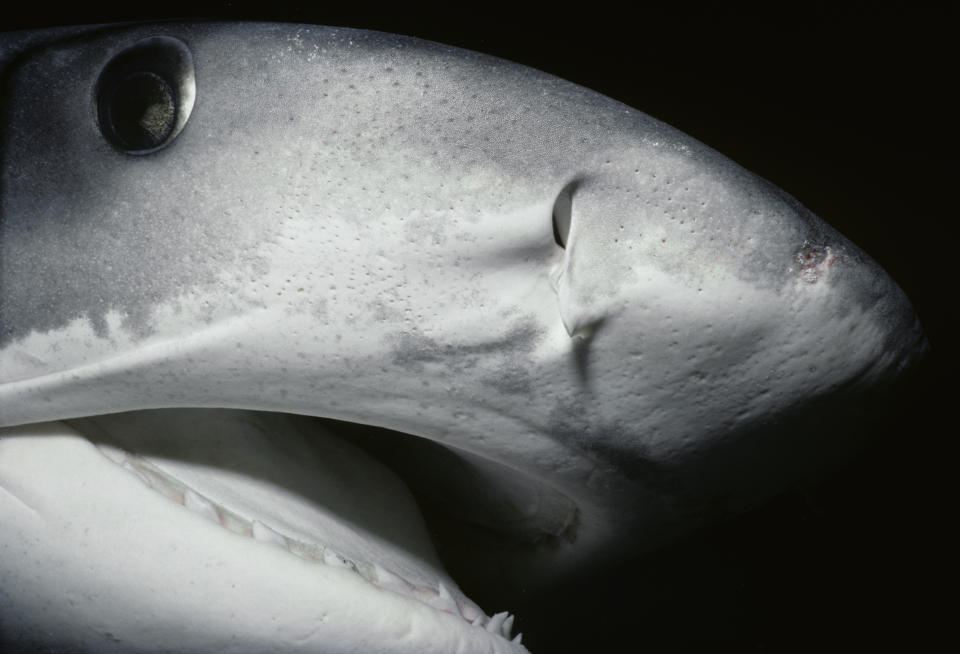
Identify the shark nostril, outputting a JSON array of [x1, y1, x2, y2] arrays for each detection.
[[96, 36, 195, 154], [552, 182, 576, 249]]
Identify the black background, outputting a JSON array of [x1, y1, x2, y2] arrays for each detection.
[[4, 4, 953, 652]]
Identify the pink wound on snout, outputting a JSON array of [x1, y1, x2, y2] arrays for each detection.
[[796, 241, 836, 283]]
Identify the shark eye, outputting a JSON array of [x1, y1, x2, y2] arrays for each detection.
[[96, 36, 195, 155], [552, 182, 575, 249]]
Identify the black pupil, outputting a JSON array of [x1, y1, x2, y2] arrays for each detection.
[[105, 71, 176, 151]]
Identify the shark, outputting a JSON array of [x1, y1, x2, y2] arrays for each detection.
[[0, 21, 926, 653]]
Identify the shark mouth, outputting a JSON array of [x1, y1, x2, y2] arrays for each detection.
[[96, 443, 514, 634], [1, 408, 529, 652]]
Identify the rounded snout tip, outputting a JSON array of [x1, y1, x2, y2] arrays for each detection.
[[841, 255, 929, 389]]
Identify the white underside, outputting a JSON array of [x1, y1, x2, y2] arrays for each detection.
[[0, 412, 528, 653]]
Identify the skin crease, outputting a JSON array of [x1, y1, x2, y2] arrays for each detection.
[[0, 7, 950, 654]]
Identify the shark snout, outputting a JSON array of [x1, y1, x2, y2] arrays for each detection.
[[542, 159, 926, 468], [811, 238, 927, 389]]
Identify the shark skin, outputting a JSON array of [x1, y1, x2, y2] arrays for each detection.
[[0, 21, 927, 653]]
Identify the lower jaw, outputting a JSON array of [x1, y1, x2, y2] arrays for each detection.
[[0, 410, 527, 653]]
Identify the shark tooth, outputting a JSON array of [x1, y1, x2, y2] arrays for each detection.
[[371, 564, 414, 595], [183, 488, 219, 524], [251, 520, 287, 549], [217, 508, 252, 537], [457, 600, 484, 624], [426, 583, 461, 616], [123, 460, 184, 505], [96, 443, 128, 465], [121, 460, 152, 487], [501, 613, 514, 639], [486, 611, 508, 634], [323, 548, 358, 573]]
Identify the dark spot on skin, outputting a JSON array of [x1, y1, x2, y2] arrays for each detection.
[[310, 298, 329, 321], [390, 332, 445, 368], [390, 322, 542, 373], [547, 400, 684, 499], [367, 298, 402, 322], [481, 363, 533, 395]]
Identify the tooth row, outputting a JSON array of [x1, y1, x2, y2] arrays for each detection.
[[101, 446, 522, 643], [486, 611, 519, 641]]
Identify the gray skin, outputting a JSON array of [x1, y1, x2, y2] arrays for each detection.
[[0, 21, 926, 651]]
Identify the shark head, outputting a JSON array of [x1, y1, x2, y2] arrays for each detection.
[[0, 22, 926, 653]]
